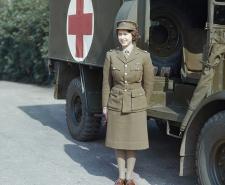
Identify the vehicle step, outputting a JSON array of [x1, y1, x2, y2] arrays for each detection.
[[147, 104, 187, 122], [153, 76, 175, 91]]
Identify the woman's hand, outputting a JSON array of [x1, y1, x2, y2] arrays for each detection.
[[102, 107, 108, 124]]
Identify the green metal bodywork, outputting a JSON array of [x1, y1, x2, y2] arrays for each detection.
[[49, 0, 122, 66]]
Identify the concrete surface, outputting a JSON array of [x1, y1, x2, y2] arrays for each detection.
[[0, 81, 197, 185]]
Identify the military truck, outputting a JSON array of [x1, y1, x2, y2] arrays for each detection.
[[49, 0, 225, 184]]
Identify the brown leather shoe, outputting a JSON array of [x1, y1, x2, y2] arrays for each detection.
[[126, 179, 135, 185], [114, 178, 126, 185]]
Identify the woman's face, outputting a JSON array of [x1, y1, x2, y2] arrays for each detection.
[[117, 29, 133, 48]]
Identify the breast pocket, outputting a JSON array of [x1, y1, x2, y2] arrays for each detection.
[[111, 66, 121, 79], [131, 62, 142, 71], [130, 63, 143, 81]]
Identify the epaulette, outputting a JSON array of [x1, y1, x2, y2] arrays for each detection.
[[115, 47, 121, 51], [107, 49, 114, 55], [137, 47, 148, 53]]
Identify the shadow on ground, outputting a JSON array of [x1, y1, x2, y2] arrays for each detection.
[[19, 104, 197, 184]]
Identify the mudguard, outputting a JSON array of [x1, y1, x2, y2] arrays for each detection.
[[180, 91, 225, 176]]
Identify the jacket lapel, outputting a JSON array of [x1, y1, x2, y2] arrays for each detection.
[[126, 46, 139, 63], [115, 46, 140, 64], [116, 48, 127, 64]]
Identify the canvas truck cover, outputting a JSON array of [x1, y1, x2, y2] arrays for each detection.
[[49, 0, 122, 67]]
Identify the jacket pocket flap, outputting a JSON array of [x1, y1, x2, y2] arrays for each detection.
[[130, 63, 142, 71], [131, 89, 145, 97], [112, 66, 120, 71]]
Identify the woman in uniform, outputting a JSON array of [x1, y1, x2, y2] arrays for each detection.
[[102, 20, 154, 185]]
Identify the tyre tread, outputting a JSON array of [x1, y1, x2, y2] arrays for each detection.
[[66, 78, 100, 141], [196, 110, 225, 185]]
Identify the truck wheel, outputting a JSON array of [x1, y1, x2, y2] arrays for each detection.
[[66, 78, 100, 141], [149, 4, 186, 77], [196, 111, 225, 185]]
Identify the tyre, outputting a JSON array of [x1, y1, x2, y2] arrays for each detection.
[[66, 78, 101, 141], [196, 111, 225, 185], [149, 4, 187, 77]]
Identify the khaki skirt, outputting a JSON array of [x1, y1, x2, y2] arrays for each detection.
[[105, 110, 149, 150]]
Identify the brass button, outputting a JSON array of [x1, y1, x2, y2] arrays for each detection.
[[124, 89, 127, 92], [125, 73, 127, 75], [125, 81, 128, 84], [125, 64, 127, 68]]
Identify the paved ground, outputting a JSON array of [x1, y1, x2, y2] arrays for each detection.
[[0, 81, 197, 185]]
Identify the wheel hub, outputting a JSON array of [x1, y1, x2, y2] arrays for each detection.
[[212, 141, 225, 184], [149, 16, 181, 58], [216, 143, 225, 183]]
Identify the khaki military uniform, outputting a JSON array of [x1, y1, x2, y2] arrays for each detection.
[[102, 46, 154, 150]]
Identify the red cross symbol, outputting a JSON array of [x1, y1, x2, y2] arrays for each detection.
[[68, 0, 93, 58]]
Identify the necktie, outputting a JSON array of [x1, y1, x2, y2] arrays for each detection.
[[124, 50, 129, 58]]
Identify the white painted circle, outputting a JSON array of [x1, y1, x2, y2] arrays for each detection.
[[66, 0, 94, 62]]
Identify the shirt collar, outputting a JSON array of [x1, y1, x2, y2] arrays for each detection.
[[122, 44, 134, 55]]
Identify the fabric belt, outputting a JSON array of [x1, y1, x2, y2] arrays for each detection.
[[110, 83, 144, 113], [113, 83, 142, 91]]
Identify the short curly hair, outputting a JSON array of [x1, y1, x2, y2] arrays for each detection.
[[129, 29, 140, 42]]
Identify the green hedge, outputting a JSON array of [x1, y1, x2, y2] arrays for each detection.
[[0, 0, 49, 84]]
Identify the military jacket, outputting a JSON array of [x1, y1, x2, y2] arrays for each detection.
[[102, 46, 154, 113]]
